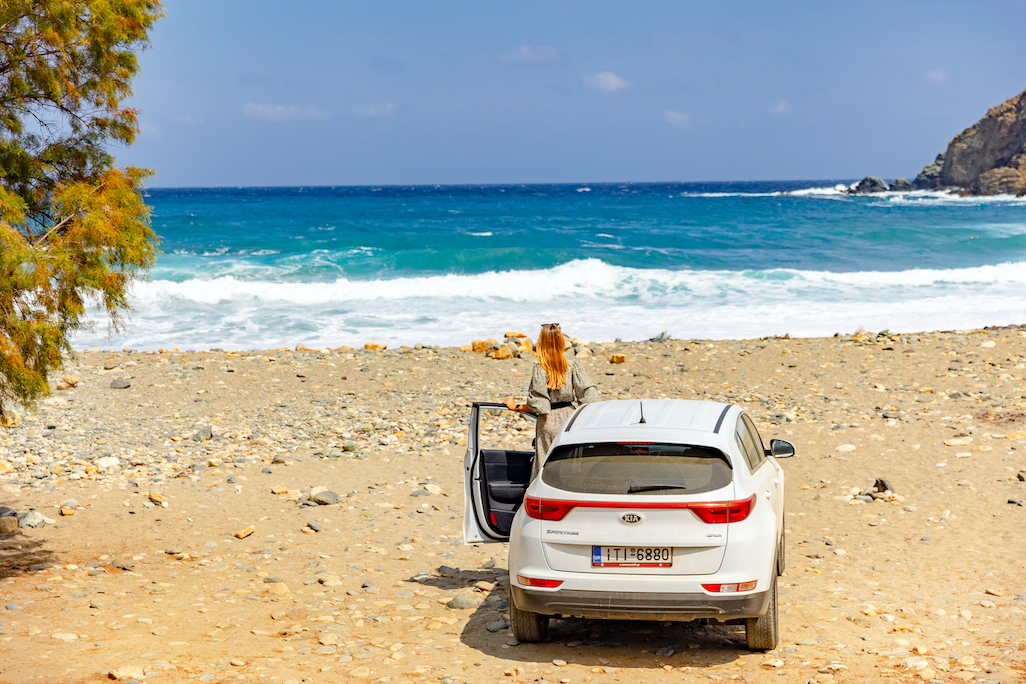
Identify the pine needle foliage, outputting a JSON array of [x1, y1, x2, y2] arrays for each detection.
[[0, 0, 164, 414]]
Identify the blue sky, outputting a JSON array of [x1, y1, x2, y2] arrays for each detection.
[[119, 0, 1026, 187]]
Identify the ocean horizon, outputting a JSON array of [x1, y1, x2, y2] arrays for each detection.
[[71, 180, 1026, 351]]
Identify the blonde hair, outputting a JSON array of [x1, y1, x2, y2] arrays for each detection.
[[537, 324, 569, 390]]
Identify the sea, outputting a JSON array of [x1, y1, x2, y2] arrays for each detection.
[[71, 181, 1026, 351]]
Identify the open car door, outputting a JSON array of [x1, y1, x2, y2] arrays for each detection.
[[463, 402, 536, 543]]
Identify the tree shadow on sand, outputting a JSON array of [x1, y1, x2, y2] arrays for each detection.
[[0, 532, 59, 579], [411, 566, 749, 671]]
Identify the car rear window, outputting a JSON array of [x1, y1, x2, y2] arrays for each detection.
[[542, 442, 732, 495]]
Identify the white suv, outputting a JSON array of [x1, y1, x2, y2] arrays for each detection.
[[463, 399, 795, 650]]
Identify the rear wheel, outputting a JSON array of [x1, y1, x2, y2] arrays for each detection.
[[510, 597, 549, 642], [745, 576, 779, 651]]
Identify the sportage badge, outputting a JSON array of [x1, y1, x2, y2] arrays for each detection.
[[620, 513, 642, 524]]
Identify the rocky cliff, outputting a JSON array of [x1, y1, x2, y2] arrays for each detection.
[[915, 87, 1026, 195], [851, 87, 1026, 195]]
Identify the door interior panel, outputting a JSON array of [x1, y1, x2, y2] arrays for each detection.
[[478, 449, 533, 537]]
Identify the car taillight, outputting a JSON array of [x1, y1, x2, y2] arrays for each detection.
[[523, 494, 756, 522], [517, 575, 563, 588], [689, 494, 756, 524], [523, 496, 576, 521], [702, 580, 757, 593]]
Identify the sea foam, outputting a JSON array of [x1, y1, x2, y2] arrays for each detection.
[[72, 258, 1026, 350]]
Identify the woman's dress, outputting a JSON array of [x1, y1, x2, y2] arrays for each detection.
[[525, 359, 600, 480]]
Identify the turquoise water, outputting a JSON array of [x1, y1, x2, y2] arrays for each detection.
[[72, 182, 1026, 350]]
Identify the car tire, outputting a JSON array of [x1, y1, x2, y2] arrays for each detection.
[[510, 597, 549, 642], [745, 576, 779, 651], [776, 530, 785, 576]]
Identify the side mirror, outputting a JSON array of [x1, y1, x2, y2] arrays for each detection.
[[767, 439, 796, 458]]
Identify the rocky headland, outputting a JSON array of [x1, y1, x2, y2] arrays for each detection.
[[852, 87, 1026, 195]]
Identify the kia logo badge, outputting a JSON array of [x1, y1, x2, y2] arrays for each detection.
[[621, 513, 642, 524]]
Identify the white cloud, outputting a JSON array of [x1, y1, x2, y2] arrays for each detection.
[[242, 103, 331, 122], [926, 69, 948, 84], [496, 44, 559, 63], [769, 100, 793, 116], [352, 102, 397, 118], [663, 110, 691, 128], [584, 71, 631, 93]]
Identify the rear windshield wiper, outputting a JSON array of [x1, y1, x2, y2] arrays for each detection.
[[627, 484, 688, 493]]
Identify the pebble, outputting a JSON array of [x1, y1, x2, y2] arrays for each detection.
[[51, 632, 78, 640], [109, 379, 132, 389], [0, 517, 17, 534], [19, 510, 45, 528], [309, 490, 340, 505], [445, 594, 477, 609], [835, 444, 856, 453], [655, 646, 675, 657], [110, 665, 145, 680], [486, 619, 509, 632]]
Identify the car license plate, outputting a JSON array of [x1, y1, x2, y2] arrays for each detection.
[[592, 546, 672, 567]]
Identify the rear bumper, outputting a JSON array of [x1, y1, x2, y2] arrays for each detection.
[[511, 585, 772, 622]]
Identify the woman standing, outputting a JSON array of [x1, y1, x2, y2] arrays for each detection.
[[505, 323, 600, 480]]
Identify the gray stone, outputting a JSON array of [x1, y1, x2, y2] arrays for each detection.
[[913, 152, 945, 190], [851, 176, 888, 194], [437, 565, 459, 577], [874, 478, 895, 493], [655, 646, 675, 657], [486, 619, 509, 632], [306, 521, 322, 532], [18, 510, 45, 529], [109, 379, 132, 389], [310, 490, 339, 505], [445, 594, 477, 610], [192, 426, 213, 441], [888, 178, 912, 191]]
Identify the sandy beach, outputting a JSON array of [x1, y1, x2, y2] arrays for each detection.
[[2, 328, 1025, 684]]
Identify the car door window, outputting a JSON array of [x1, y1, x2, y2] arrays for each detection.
[[740, 414, 767, 467], [736, 418, 762, 472]]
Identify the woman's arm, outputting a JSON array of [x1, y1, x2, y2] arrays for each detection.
[[571, 360, 601, 404], [525, 364, 552, 414], [503, 397, 535, 413]]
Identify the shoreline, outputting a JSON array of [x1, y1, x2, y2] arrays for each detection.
[[2, 326, 1025, 682], [64, 321, 1026, 356]]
